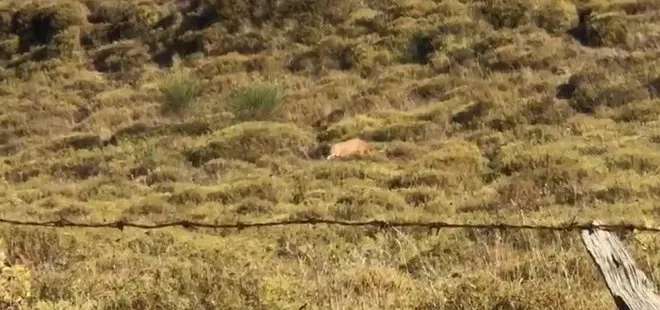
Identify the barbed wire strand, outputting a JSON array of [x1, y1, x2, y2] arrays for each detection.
[[0, 217, 658, 233]]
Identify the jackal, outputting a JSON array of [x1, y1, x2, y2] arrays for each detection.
[[326, 138, 378, 159]]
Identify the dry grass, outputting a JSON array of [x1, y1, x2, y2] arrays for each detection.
[[1, 0, 660, 308]]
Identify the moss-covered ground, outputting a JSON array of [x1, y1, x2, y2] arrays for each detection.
[[1, 0, 660, 309]]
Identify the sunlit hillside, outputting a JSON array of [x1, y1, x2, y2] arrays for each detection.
[[1, 0, 660, 309]]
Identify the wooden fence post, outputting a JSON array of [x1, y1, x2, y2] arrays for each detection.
[[581, 221, 660, 310]]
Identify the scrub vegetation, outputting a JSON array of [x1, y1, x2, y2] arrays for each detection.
[[1, 0, 660, 309]]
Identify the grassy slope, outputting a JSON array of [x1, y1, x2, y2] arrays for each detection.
[[1, 0, 660, 308]]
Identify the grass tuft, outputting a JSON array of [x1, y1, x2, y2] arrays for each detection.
[[158, 71, 202, 116], [228, 83, 283, 121]]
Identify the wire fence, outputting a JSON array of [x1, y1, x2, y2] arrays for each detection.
[[0, 216, 658, 233], [2, 215, 658, 307]]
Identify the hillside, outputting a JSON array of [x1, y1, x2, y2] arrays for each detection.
[[1, 0, 660, 309]]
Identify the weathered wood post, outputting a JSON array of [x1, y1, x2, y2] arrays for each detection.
[[581, 221, 660, 310]]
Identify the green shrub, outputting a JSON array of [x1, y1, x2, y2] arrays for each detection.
[[158, 72, 202, 115], [480, 0, 532, 29], [567, 69, 649, 113], [403, 33, 435, 65], [0, 237, 32, 309], [332, 185, 407, 220], [185, 121, 314, 165], [582, 12, 629, 47], [229, 83, 283, 121], [532, 0, 578, 34]]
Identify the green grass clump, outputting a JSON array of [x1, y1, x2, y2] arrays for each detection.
[[158, 71, 202, 116], [0, 237, 32, 309], [228, 83, 283, 121], [582, 12, 629, 47], [531, 0, 578, 34], [186, 121, 314, 165], [480, 0, 532, 29], [567, 68, 650, 113]]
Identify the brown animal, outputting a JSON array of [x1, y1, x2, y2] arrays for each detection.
[[326, 138, 378, 159]]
